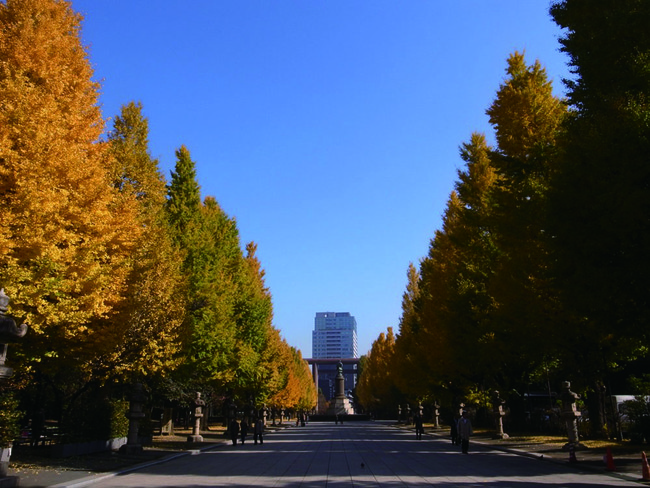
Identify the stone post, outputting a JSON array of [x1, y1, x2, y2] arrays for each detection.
[[160, 407, 174, 435], [433, 401, 440, 429], [188, 392, 205, 443], [492, 391, 509, 439], [121, 382, 147, 454], [0, 289, 27, 485], [0, 290, 27, 378], [561, 381, 582, 450]]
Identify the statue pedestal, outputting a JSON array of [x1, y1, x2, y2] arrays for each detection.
[[327, 362, 354, 416], [328, 395, 354, 416]]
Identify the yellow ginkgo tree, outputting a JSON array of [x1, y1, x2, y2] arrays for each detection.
[[0, 0, 140, 372]]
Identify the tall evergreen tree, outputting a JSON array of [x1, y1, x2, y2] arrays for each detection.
[[548, 0, 650, 434], [166, 145, 202, 240], [165, 149, 242, 392]]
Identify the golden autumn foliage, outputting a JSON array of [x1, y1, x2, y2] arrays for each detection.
[[356, 327, 399, 414], [364, 53, 567, 412], [104, 102, 186, 379], [486, 52, 565, 161], [268, 344, 317, 411], [0, 0, 323, 429], [0, 0, 140, 367]]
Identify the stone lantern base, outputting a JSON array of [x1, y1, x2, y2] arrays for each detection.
[[0, 445, 17, 487], [562, 441, 587, 451]]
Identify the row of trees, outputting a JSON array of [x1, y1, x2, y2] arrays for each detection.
[[0, 0, 315, 442], [357, 0, 650, 438]]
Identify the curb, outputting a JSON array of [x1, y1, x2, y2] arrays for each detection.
[[395, 423, 647, 485], [48, 443, 223, 488], [46, 425, 291, 488]]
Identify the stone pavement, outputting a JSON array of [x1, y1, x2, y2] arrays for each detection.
[[10, 421, 650, 487]]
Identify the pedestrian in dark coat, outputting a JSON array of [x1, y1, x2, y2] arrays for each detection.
[[230, 419, 240, 445], [254, 417, 264, 445], [240, 418, 249, 444], [458, 411, 473, 454], [450, 415, 459, 445], [414, 414, 424, 440], [31, 409, 45, 448]]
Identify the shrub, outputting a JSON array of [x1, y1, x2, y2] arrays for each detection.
[[0, 392, 22, 447]]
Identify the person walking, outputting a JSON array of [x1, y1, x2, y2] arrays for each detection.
[[450, 414, 459, 445], [240, 417, 249, 445], [229, 418, 240, 446], [30, 409, 45, 448], [254, 417, 264, 445], [414, 414, 424, 440], [458, 411, 473, 454]]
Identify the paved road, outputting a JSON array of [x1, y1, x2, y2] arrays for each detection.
[[69, 422, 642, 487]]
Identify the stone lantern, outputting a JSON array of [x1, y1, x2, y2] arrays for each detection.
[[0, 289, 27, 379], [433, 401, 441, 429], [120, 383, 147, 454], [0, 289, 28, 483], [491, 391, 509, 439], [561, 381, 582, 450], [188, 392, 205, 443], [262, 403, 268, 426]]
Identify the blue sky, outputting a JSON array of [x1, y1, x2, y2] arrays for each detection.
[[73, 1, 570, 358]]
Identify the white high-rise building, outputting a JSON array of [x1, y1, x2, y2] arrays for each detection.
[[312, 312, 358, 359]]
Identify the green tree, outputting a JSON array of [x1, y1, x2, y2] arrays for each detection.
[[230, 242, 274, 399], [178, 194, 240, 388], [548, 0, 650, 435], [165, 145, 292, 406], [165, 146, 202, 241]]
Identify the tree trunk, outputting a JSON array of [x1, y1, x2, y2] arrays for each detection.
[[587, 380, 607, 438]]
